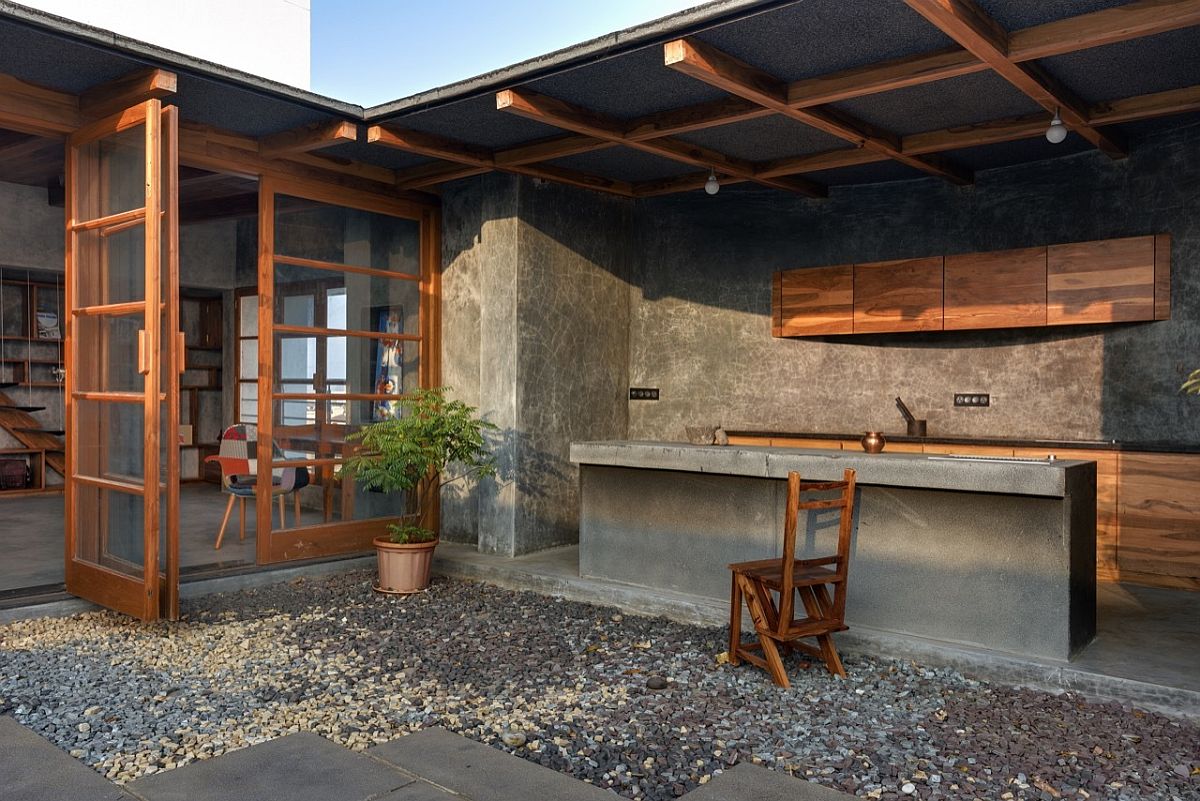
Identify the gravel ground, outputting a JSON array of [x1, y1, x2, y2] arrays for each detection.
[[0, 572, 1196, 800]]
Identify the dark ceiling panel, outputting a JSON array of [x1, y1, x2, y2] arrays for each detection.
[[171, 74, 337, 137], [694, 0, 955, 84], [807, 159, 928, 187], [320, 140, 434, 171], [544, 146, 694, 183], [395, 94, 566, 149], [943, 135, 1093, 173], [522, 45, 727, 120], [0, 20, 138, 93], [1110, 112, 1200, 145], [1036, 27, 1200, 106], [832, 71, 1043, 137], [973, 0, 1128, 32], [675, 114, 849, 162]]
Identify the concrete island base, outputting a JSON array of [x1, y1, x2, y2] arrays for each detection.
[[571, 441, 1097, 662]]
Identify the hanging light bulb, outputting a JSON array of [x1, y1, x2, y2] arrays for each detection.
[[1045, 107, 1068, 144], [704, 168, 720, 195]]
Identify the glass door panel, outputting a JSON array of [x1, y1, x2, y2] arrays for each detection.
[[64, 99, 179, 622]]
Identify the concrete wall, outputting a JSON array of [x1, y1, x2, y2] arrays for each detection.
[[441, 175, 632, 555], [0, 181, 61, 273], [18, 0, 311, 88], [628, 121, 1200, 445]]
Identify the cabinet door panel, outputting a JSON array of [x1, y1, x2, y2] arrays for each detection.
[[777, 265, 854, 336], [853, 257, 943, 333], [1117, 453, 1200, 583], [1047, 236, 1155, 324], [944, 247, 1047, 330]]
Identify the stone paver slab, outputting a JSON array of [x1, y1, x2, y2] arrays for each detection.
[[683, 764, 851, 800], [370, 727, 613, 801], [0, 716, 130, 801], [128, 732, 412, 801]]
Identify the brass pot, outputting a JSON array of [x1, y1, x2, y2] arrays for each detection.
[[860, 431, 886, 453]]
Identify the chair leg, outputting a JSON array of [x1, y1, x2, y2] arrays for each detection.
[[729, 573, 743, 666], [293, 493, 301, 527], [278, 494, 285, 528], [239, 497, 246, 541], [215, 494, 235, 550], [817, 633, 846, 678], [738, 575, 790, 689]]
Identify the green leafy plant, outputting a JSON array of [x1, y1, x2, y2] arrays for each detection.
[[342, 388, 497, 544], [1184, 369, 1200, 395]]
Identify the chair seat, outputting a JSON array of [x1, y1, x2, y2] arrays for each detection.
[[730, 560, 842, 589]]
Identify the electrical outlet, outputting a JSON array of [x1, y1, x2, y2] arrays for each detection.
[[629, 387, 659, 401], [954, 393, 990, 407]]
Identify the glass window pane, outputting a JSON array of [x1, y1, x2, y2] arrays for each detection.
[[274, 263, 419, 336], [74, 399, 145, 483], [76, 224, 146, 307], [238, 382, 257, 423], [273, 332, 418, 398], [76, 123, 146, 219], [239, 338, 258, 380], [274, 461, 409, 530], [74, 483, 145, 576], [274, 195, 420, 275], [238, 294, 258, 337], [73, 313, 144, 393]]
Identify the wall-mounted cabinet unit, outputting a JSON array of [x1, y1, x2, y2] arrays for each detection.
[[772, 235, 1170, 338], [775, 264, 853, 336], [852, 256, 944, 333], [944, 246, 1047, 331]]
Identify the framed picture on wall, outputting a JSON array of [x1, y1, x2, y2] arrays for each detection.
[[371, 306, 404, 421]]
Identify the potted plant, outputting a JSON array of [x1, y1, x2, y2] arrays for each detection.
[[342, 387, 496, 594]]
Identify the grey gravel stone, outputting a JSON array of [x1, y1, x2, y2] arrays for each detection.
[[1, 571, 1197, 800]]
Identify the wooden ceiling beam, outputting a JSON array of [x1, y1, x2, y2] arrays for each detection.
[[496, 87, 826, 197], [1008, 0, 1200, 62], [0, 73, 79, 136], [493, 133, 616, 166], [394, 160, 492, 190], [79, 68, 176, 120], [1088, 83, 1200, 125], [665, 37, 974, 185], [259, 119, 357, 159], [0, 133, 59, 162], [368, 122, 635, 197], [903, 0, 1127, 159]]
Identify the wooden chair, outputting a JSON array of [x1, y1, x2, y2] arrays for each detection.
[[206, 424, 308, 549], [728, 469, 857, 687]]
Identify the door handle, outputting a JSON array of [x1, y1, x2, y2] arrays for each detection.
[[137, 330, 150, 375], [177, 332, 186, 374]]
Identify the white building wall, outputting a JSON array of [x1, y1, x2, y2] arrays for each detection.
[[16, 0, 311, 88]]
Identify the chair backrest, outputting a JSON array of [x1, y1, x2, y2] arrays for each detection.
[[779, 468, 858, 589], [215, 424, 296, 488]]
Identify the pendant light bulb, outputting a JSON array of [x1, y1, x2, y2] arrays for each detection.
[[704, 168, 720, 195], [1045, 108, 1068, 144]]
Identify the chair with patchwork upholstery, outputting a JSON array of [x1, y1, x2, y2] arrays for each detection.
[[206, 424, 309, 549]]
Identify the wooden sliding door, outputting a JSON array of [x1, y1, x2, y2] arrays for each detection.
[[64, 99, 181, 621], [256, 177, 438, 564]]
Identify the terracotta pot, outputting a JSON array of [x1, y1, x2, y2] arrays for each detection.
[[860, 431, 886, 453], [374, 536, 438, 594]]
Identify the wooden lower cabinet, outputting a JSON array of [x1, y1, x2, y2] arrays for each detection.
[[1117, 453, 1200, 591]]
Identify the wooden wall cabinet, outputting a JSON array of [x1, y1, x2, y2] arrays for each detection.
[[944, 246, 1047, 330], [773, 235, 1170, 337], [1046, 235, 1167, 325], [852, 256, 944, 333], [774, 264, 854, 336]]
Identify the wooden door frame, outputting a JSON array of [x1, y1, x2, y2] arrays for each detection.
[[255, 175, 441, 565]]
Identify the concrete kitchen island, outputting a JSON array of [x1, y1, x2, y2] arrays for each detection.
[[571, 441, 1097, 661]]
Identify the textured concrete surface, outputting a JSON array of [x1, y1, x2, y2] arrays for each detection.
[[571, 440, 1091, 497], [430, 542, 1200, 719], [371, 727, 617, 801], [128, 732, 411, 801], [626, 122, 1200, 446], [441, 175, 631, 556], [576, 462, 1095, 660], [0, 716, 130, 801], [685, 763, 851, 800]]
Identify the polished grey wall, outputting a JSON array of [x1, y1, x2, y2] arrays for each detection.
[[440, 174, 632, 555], [629, 121, 1200, 445]]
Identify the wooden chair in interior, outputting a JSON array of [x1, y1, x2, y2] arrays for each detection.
[[728, 468, 857, 687], [206, 424, 308, 549]]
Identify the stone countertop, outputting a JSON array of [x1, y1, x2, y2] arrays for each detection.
[[723, 429, 1200, 454], [570, 440, 1095, 499]]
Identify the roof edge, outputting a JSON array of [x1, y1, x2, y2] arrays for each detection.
[[0, 0, 366, 119], [363, 0, 796, 120]]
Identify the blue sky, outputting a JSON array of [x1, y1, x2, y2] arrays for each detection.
[[311, 0, 701, 106]]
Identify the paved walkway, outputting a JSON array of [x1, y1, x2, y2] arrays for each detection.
[[0, 718, 847, 801]]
